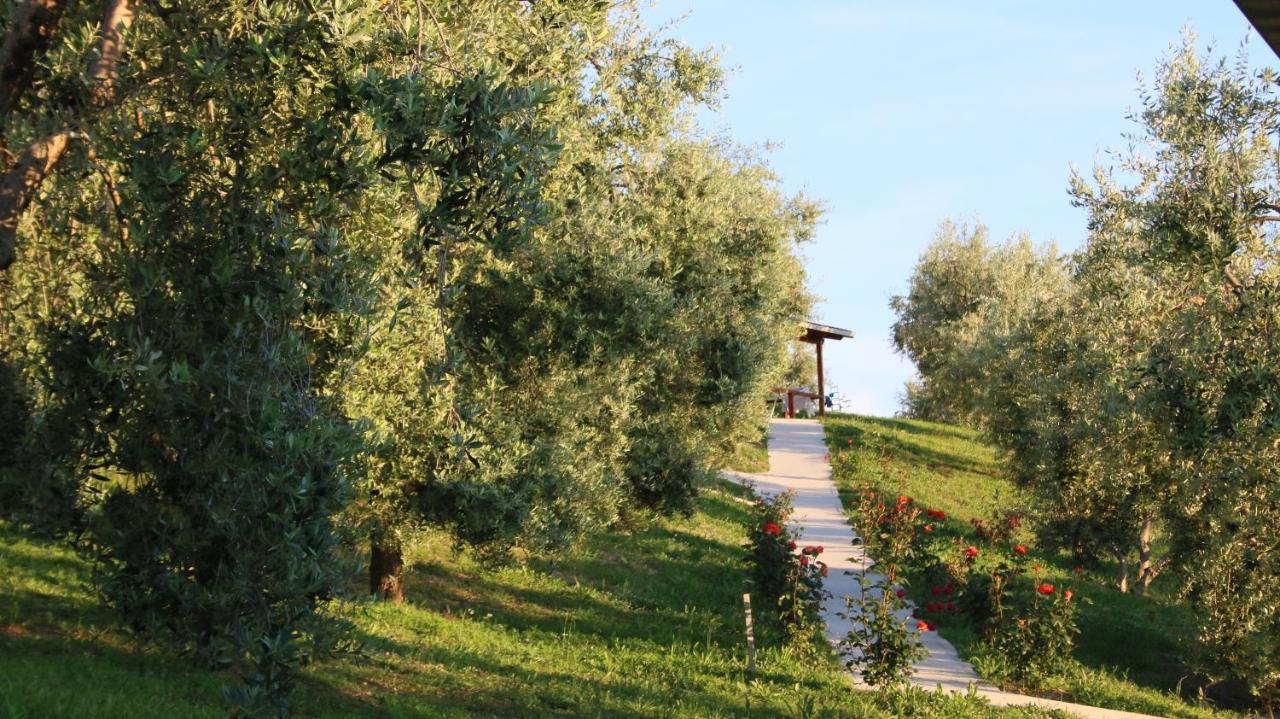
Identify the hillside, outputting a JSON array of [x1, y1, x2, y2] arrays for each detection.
[[824, 413, 1238, 719], [0, 475, 1068, 719]]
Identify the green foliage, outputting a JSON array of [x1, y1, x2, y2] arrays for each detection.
[[890, 221, 1069, 426], [0, 1, 814, 713]]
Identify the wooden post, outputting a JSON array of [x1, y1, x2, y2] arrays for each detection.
[[786, 390, 795, 418], [816, 337, 825, 419], [742, 593, 756, 678]]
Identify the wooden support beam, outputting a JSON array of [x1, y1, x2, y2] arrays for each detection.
[[816, 337, 825, 419]]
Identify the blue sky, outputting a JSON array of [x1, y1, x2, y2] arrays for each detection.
[[639, 1, 1279, 417]]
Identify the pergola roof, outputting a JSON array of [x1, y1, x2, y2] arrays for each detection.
[[1235, 1, 1280, 58], [801, 320, 854, 343]]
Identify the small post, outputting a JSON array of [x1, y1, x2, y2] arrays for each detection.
[[743, 593, 756, 678]]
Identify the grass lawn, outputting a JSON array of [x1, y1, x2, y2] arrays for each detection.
[[0, 475, 1069, 718], [823, 413, 1239, 719]]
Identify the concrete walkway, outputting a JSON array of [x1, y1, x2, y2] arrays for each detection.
[[731, 418, 1162, 719]]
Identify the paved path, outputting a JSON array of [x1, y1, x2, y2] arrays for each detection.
[[731, 418, 1162, 719]]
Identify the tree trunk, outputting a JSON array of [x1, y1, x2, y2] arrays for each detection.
[[0, 0, 136, 272], [0, 0, 67, 117], [369, 539, 405, 603], [1134, 517, 1153, 596], [87, 0, 135, 105], [1115, 553, 1129, 594]]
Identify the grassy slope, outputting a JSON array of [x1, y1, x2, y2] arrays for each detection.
[[823, 413, 1236, 719], [0, 476, 1064, 719]]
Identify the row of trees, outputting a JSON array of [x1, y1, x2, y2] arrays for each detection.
[[891, 40, 1280, 708], [0, 1, 813, 713]]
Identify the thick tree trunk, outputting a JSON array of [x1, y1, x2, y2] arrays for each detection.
[[369, 540, 405, 603], [0, 131, 68, 269], [0, 0, 67, 117]]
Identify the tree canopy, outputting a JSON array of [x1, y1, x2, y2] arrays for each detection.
[[890, 38, 1280, 708], [0, 2, 813, 713]]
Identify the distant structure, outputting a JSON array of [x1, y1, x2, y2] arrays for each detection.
[[1235, 1, 1280, 58], [778, 321, 854, 419]]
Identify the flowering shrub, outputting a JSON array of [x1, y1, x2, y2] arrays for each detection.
[[926, 511, 1080, 685], [744, 489, 828, 644], [978, 562, 1079, 684], [840, 575, 927, 687], [839, 483, 928, 686]]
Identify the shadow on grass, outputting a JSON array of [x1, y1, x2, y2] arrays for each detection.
[[0, 629, 226, 718], [833, 413, 978, 442], [401, 525, 746, 650], [304, 635, 758, 719], [828, 416, 998, 478]]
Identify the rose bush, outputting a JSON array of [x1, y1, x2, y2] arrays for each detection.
[[744, 489, 828, 645], [839, 479, 928, 687]]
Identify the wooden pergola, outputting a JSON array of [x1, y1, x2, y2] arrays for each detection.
[[781, 321, 854, 419], [1235, 1, 1280, 58]]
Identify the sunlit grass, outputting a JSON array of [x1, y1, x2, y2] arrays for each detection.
[[1, 476, 1070, 718]]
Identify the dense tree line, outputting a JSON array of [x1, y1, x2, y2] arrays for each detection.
[[891, 40, 1280, 709], [0, 2, 812, 713]]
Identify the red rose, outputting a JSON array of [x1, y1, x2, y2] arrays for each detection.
[[1036, 583, 1054, 596], [930, 586, 942, 596], [896, 589, 906, 599], [964, 546, 979, 560], [917, 620, 934, 632], [923, 524, 933, 533], [800, 555, 810, 567], [1073, 565, 1083, 575], [1063, 589, 1074, 603], [897, 495, 911, 507], [943, 584, 953, 595], [762, 522, 781, 536], [847, 438, 853, 446], [820, 564, 829, 577], [1013, 545, 1028, 555], [787, 540, 797, 550]]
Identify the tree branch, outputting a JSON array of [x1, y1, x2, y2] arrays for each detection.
[[0, 131, 69, 269], [0, 0, 67, 118], [87, 0, 136, 105], [0, 0, 137, 271]]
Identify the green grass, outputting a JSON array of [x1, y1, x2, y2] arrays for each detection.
[[724, 437, 771, 473], [0, 476, 1069, 718], [824, 413, 1240, 719]]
